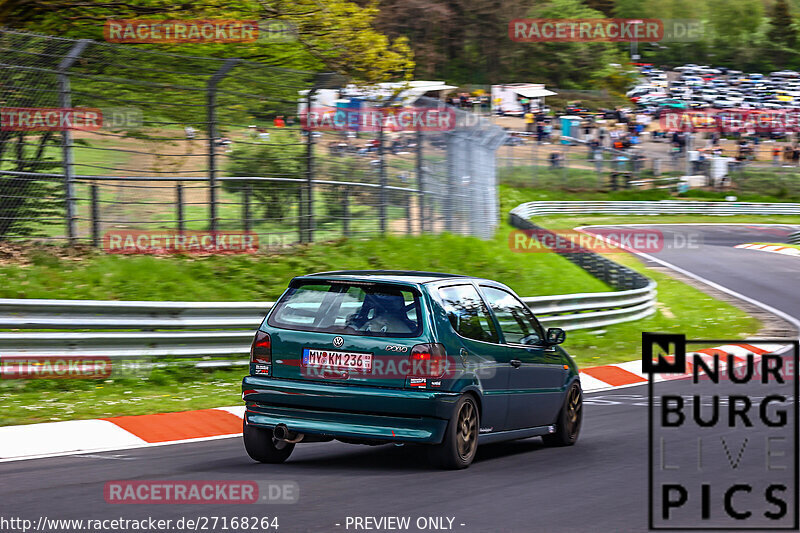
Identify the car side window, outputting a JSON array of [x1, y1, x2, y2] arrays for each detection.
[[480, 286, 544, 345], [438, 285, 499, 344]]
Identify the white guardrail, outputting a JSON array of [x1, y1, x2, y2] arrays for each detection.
[[0, 284, 656, 358], [511, 200, 800, 218]]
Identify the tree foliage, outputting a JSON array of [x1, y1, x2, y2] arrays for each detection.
[[0, 0, 413, 83]]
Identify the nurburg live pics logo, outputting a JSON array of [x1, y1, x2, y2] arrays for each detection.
[[644, 332, 799, 530]]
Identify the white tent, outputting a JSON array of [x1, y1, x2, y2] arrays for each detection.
[[491, 84, 557, 115]]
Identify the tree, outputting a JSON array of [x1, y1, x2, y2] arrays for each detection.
[[584, 0, 615, 17], [224, 131, 304, 223], [512, 0, 624, 89], [0, 0, 414, 83], [767, 0, 798, 67]]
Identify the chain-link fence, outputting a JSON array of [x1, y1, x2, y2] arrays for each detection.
[[0, 29, 506, 247], [494, 126, 800, 197]]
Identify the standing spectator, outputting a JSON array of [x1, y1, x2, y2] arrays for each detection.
[[184, 125, 196, 140], [773, 147, 782, 166], [274, 115, 286, 128], [543, 121, 552, 144], [536, 122, 545, 144], [588, 137, 600, 160], [493, 96, 503, 115], [520, 97, 530, 114], [524, 110, 535, 133], [597, 125, 607, 146], [793, 144, 800, 166]]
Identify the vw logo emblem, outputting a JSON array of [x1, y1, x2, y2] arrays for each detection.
[[332, 336, 344, 348]]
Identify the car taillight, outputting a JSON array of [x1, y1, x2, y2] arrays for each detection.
[[250, 331, 271, 365], [408, 343, 448, 378]]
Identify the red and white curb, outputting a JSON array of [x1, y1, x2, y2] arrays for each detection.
[[0, 343, 784, 462], [580, 342, 783, 392], [734, 243, 800, 257]]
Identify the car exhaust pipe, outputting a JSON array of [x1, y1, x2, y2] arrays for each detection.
[[273, 424, 304, 443]]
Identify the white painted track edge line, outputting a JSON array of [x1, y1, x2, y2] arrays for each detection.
[[575, 224, 800, 341]]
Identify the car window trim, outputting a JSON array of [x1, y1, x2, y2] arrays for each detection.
[[267, 281, 424, 338], [435, 282, 503, 346], [477, 284, 547, 347]]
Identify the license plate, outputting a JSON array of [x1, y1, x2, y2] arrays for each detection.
[[302, 348, 372, 372]]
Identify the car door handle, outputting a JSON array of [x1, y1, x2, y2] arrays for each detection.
[[510, 359, 522, 368]]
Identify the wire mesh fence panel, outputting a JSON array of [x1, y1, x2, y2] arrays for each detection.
[[0, 29, 506, 248]]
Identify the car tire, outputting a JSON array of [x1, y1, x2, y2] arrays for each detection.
[[542, 381, 582, 447], [428, 395, 479, 469], [243, 420, 295, 464]]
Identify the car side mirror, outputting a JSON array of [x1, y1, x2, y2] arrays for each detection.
[[546, 328, 566, 345]]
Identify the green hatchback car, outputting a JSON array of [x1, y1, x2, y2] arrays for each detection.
[[242, 270, 582, 469]]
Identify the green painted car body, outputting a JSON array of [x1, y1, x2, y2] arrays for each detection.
[[242, 270, 580, 448]]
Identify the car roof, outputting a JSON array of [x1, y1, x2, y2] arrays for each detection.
[[294, 270, 481, 285]]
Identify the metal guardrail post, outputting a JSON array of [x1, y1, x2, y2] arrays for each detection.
[[206, 58, 239, 233], [58, 39, 90, 244]]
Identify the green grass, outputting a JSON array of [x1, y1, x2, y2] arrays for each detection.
[[0, 228, 608, 301], [0, 365, 245, 426], [1, 183, 789, 426], [0, 225, 611, 426]]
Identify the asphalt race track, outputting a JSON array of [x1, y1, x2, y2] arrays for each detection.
[[1, 224, 798, 533]]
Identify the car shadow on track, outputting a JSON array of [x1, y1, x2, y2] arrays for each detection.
[[214, 437, 553, 472]]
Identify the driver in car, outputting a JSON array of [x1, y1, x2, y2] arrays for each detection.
[[359, 292, 413, 334]]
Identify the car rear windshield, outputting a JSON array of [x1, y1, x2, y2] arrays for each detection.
[[267, 281, 422, 337]]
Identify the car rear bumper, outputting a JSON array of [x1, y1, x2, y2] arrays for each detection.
[[242, 376, 460, 444]]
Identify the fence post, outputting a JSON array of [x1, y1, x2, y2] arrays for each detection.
[[445, 133, 455, 233], [685, 133, 692, 176], [90, 182, 99, 247], [302, 89, 318, 243], [378, 115, 387, 234], [176, 183, 184, 233], [416, 126, 425, 233], [57, 39, 90, 244], [406, 191, 413, 235], [342, 185, 350, 237], [243, 183, 251, 233], [207, 58, 239, 233]]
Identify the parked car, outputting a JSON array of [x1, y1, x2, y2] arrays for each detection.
[[241, 271, 582, 469]]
